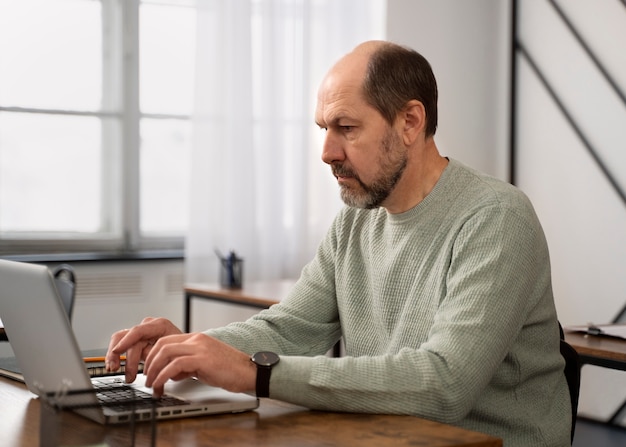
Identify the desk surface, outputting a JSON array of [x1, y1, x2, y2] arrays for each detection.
[[564, 329, 626, 370], [0, 376, 501, 447], [185, 279, 297, 308]]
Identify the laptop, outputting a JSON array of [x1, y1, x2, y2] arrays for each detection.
[[0, 259, 259, 424]]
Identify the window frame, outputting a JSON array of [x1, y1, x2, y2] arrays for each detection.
[[0, 0, 188, 259]]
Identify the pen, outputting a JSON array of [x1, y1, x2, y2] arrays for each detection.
[[83, 356, 126, 363]]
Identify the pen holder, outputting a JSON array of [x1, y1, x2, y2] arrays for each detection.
[[219, 254, 243, 289]]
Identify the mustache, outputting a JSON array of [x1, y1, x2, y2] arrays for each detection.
[[331, 163, 357, 178]]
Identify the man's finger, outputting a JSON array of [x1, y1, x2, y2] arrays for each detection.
[[143, 334, 198, 376], [105, 329, 130, 371]]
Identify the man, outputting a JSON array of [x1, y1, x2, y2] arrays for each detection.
[[107, 41, 570, 446]]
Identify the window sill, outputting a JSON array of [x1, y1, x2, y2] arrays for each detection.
[[1, 249, 184, 264]]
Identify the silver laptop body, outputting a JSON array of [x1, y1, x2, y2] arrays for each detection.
[[0, 259, 258, 424]]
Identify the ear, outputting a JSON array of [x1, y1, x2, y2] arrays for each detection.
[[398, 100, 427, 146]]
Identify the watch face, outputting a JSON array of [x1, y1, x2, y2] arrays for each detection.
[[252, 351, 280, 367]]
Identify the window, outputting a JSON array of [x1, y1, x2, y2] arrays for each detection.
[[0, 0, 195, 257]]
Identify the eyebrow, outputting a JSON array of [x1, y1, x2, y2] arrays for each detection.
[[316, 114, 354, 129]]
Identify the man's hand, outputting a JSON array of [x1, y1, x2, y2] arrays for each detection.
[[106, 317, 182, 382], [105, 316, 256, 397], [143, 332, 257, 397]]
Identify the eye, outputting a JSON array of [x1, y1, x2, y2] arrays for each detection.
[[341, 125, 354, 132]]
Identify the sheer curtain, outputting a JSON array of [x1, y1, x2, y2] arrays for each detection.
[[186, 0, 386, 283]]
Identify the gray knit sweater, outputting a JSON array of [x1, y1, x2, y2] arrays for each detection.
[[205, 158, 571, 446]]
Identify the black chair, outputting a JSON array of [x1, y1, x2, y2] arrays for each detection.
[[559, 322, 581, 444], [52, 264, 77, 321]]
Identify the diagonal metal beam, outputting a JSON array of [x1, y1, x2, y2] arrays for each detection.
[[516, 42, 626, 208], [548, 0, 626, 108]]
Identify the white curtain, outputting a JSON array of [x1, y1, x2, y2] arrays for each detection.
[[186, 0, 386, 283]]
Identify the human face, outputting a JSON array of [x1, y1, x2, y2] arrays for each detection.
[[316, 69, 408, 209], [331, 126, 407, 209]]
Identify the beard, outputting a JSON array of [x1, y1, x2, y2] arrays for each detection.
[[332, 127, 407, 209]]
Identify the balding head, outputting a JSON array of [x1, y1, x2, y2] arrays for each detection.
[[319, 40, 389, 96], [319, 40, 438, 138]]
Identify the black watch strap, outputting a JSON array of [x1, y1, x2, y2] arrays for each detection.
[[256, 365, 272, 398], [251, 351, 280, 398]]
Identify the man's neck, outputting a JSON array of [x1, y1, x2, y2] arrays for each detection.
[[382, 141, 448, 214]]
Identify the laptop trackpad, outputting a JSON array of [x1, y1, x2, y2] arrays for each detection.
[[131, 374, 256, 403]]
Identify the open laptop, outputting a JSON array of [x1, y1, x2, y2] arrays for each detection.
[[0, 259, 258, 424]]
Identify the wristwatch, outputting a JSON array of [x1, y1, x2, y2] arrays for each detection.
[[250, 351, 280, 398]]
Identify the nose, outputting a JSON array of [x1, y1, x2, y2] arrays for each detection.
[[321, 130, 345, 165]]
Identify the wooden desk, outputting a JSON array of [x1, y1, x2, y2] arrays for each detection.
[[564, 330, 626, 371], [184, 280, 297, 333], [564, 328, 626, 425], [0, 376, 502, 447]]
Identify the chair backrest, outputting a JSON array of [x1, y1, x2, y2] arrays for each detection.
[[52, 264, 76, 322], [559, 322, 581, 444]]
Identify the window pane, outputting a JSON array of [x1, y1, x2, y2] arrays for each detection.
[[0, 113, 102, 233], [140, 118, 190, 233], [0, 0, 102, 111], [140, 1, 196, 115]]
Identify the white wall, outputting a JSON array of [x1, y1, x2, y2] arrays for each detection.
[[386, 0, 511, 180], [515, 0, 626, 426]]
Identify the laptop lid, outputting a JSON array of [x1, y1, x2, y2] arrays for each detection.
[[0, 259, 258, 424], [0, 260, 94, 396]]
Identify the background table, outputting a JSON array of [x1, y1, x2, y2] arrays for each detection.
[[564, 328, 626, 426], [0, 376, 502, 447], [564, 330, 626, 371], [184, 280, 296, 333]]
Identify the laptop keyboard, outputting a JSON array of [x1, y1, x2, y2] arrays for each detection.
[[93, 379, 188, 412]]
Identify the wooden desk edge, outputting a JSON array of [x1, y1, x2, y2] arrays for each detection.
[[564, 330, 626, 370], [184, 280, 298, 308], [185, 286, 280, 308], [0, 376, 502, 447]]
